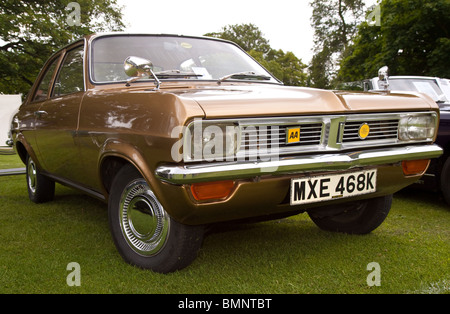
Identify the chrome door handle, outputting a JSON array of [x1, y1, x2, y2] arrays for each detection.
[[34, 110, 48, 117]]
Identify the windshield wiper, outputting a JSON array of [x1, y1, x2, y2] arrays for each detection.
[[154, 69, 203, 79], [217, 71, 271, 84], [126, 70, 202, 89]]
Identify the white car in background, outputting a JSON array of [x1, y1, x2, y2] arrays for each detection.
[[0, 94, 21, 148], [365, 72, 450, 205], [365, 75, 450, 105]]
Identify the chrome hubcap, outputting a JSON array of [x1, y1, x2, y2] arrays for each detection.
[[27, 158, 37, 194], [119, 179, 170, 256]]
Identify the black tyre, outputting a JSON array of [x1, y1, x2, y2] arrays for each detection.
[[26, 155, 55, 203], [108, 164, 205, 273], [308, 195, 392, 234], [440, 156, 450, 206]]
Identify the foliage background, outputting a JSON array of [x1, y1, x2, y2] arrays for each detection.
[[205, 24, 308, 86], [1, 0, 449, 94], [338, 0, 450, 84], [0, 0, 124, 96]]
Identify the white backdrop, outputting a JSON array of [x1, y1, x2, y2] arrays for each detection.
[[0, 95, 22, 147]]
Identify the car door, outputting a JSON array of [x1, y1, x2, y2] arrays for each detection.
[[19, 52, 62, 166], [33, 43, 86, 182]]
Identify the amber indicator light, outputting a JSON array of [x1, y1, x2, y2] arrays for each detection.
[[402, 159, 430, 176], [191, 180, 235, 201]]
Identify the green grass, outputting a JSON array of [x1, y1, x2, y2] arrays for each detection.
[[0, 152, 24, 169], [0, 154, 449, 294]]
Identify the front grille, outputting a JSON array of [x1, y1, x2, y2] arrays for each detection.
[[342, 119, 399, 143], [239, 123, 323, 152], [183, 112, 433, 163], [284, 124, 323, 146]]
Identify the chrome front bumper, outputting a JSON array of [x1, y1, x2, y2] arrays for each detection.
[[155, 144, 443, 184]]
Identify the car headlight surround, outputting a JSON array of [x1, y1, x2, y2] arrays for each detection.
[[398, 113, 438, 141], [184, 120, 241, 162]]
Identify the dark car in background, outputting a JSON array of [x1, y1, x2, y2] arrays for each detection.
[[366, 71, 450, 205]]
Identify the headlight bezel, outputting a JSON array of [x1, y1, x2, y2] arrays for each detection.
[[183, 119, 241, 162], [398, 112, 438, 142]]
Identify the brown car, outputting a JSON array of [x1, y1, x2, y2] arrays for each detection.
[[11, 33, 443, 273]]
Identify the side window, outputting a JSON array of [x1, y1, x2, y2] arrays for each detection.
[[32, 57, 59, 102], [54, 46, 84, 97]]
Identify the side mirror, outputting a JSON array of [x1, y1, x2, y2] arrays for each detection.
[[378, 66, 389, 91], [124, 56, 160, 89]]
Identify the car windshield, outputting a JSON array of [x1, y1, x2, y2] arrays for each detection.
[[438, 79, 450, 102], [90, 34, 279, 84], [384, 78, 449, 103]]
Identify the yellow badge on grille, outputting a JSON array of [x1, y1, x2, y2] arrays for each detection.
[[287, 127, 301, 144], [358, 123, 370, 139]]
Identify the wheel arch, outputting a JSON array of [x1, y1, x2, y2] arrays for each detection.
[[14, 134, 41, 169], [98, 139, 161, 198], [14, 140, 27, 164], [434, 140, 450, 185]]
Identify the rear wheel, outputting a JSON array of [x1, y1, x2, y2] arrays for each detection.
[[26, 155, 55, 203], [307, 195, 392, 234], [108, 164, 205, 273]]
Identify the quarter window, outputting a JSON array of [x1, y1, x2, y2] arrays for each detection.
[[54, 46, 84, 97]]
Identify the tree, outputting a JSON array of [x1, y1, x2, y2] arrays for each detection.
[[309, 0, 365, 88], [270, 50, 307, 87], [307, 46, 332, 88], [339, 0, 450, 82], [205, 23, 307, 86], [204, 23, 271, 54], [0, 0, 124, 95]]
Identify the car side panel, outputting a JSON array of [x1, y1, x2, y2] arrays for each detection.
[[436, 110, 450, 151], [76, 89, 204, 195]]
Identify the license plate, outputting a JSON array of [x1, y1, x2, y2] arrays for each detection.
[[290, 169, 377, 205]]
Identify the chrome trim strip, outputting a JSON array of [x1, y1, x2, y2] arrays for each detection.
[[0, 168, 26, 176], [43, 172, 106, 201], [156, 144, 443, 184]]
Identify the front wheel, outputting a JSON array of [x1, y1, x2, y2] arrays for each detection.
[[108, 164, 205, 273], [307, 195, 392, 234]]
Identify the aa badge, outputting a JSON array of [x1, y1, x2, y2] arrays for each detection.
[[287, 127, 301, 144]]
